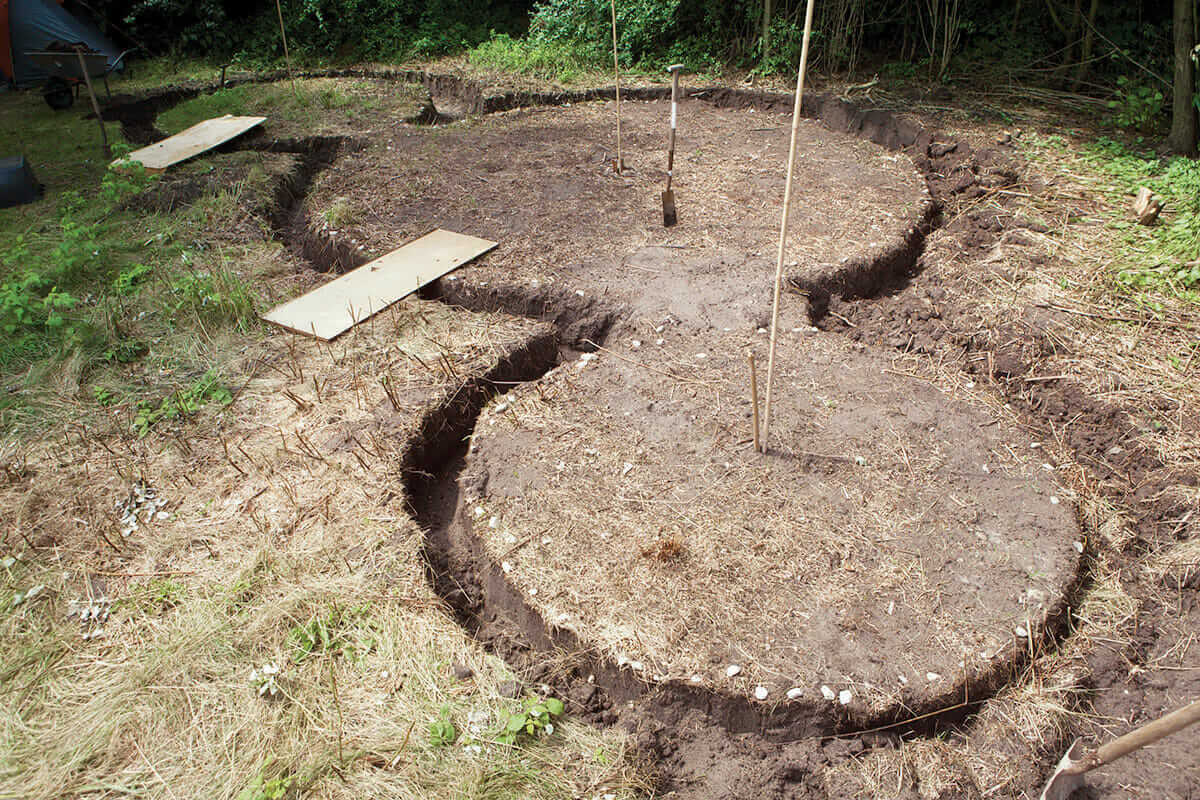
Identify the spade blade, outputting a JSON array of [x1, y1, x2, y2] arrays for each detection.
[[662, 189, 677, 227]]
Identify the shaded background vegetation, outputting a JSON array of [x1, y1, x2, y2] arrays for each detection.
[[67, 0, 1193, 141]]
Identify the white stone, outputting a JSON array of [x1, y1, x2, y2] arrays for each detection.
[[838, 690, 852, 705], [726, 664, 742, 678], [754, 686, 769, 701], [786, 687, 804, 700], [820, 685, 836, 701]]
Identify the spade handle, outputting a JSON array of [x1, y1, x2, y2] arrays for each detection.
[[666, 65, 682, 193], [1089, 698, 1200, 769]]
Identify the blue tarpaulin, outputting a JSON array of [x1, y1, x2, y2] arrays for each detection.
[[5, 0, 119, 87]]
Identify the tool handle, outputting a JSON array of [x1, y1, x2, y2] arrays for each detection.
[[1092, 698, 1200, 768], [666, 68, 680, 192]]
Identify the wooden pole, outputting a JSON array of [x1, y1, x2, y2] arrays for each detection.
[[275, 0, 298, 98], [610, 0, 623, 173], [748, 352, 761, 453], [760, 0, 815, 454], [74, 48, 109, 158]]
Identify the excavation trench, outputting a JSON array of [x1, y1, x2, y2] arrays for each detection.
[[120, 72, 1110, 794]]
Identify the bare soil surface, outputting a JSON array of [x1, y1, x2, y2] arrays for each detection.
[[88, 71, 1198, 800], [460, 321, 1079, 720]]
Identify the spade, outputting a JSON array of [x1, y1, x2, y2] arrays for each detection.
[[662, 63, 684, 227]]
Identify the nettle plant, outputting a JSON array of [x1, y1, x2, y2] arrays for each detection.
[[497, 695, 565, 744]]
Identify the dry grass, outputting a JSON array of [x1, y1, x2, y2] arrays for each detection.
[[0, 299, 644, 800], [463, 321, 1078, 715], [301, 97, 928, 309]]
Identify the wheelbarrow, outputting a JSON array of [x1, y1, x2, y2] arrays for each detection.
[[26, 47, 134, 110]]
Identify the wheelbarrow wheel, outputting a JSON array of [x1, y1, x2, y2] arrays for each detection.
[[43, 77, 74, 110]]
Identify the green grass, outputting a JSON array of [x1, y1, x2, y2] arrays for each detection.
[[1024, 133, 1200, 310], [1079, 138, 1200, 307], [467, 34, 601, 83], [156, 78, 425, 139], [0, 87, 272, 433]]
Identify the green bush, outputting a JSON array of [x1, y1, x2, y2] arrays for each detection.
[[1107, 76, 1166, 132], [469, 33, 598, 81]]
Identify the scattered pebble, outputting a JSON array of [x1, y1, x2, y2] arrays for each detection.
[[575, 290, 585, 297], [820, 685, 836, 701], [898, 675, 908, 685], [488, 516, 500, 529], [629, 661, 644, 672], [691, 674, 704, 683], [696, 353, 707, 360], [1073, 541, 1084, 554], [1015, 626, 1029, 638], [621, 462, 634, 477], [726, 664, 742, 678], [1050, 496, 1060, 505], [501, 561, 513, 573], [655, 338, 664, 345], [926, 672, 941, 682], [786, 687, 804, 700], [474, 506, 486, 517], [886, 600, 895, 615], [838, 690, 852, 705], [754, 686, 769, 701], [631, 340, 642, 349]]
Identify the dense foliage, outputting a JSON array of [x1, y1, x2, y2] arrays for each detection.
[[71, 0, 1197, 140]]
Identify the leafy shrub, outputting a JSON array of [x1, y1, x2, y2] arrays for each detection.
[[469, 33, 598, 81], [1107, 76, 1165, 131]]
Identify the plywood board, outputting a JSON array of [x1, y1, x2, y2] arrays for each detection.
[[120, 115, 267, 173], [262, 229, 498, 340]]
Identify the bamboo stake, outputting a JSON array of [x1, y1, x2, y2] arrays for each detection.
[[748, 352, 761, 452], [761, 0, 815, 454], [274, 0, 298, 98], [74, 47, 109, 158], [610, 0, 623, 174]]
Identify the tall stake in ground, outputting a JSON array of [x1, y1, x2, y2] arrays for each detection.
[[274, 0, 298, 98], [760, 0, 815, 453], [610, 0, 623, 173]]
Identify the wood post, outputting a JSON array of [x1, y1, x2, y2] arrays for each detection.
[[275, 0, 298, 98], [74, 47, 109, 158], [610, 0, 623, 173], [761, 0, 815, 454]]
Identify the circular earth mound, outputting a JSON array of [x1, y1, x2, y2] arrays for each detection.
[[304, 96, 931, 329], [456, 324, 1080, 723]]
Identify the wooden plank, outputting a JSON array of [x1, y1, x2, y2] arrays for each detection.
[[119, 115, 267, 173], [262, 229, 498, 340]]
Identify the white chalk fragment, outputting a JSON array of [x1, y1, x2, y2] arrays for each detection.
[[786, 687, 804, 700], [1073, 541, 1084, 553], [631, 340, 642, 349], [691, 674, 703, 683], [1050, 496, 1060, 505], [621, 462, 634, 477], [838, 690, 852, 705], [501, 561, 513, 573], [1015, 626, 1029, 638], [488, 516, 500, 529], [754, 686, 769, 701], [886, 600, 895, 615], [726, 664, 742, 678], [926, 672, 941, 682], [820, 685, 836, 701]]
